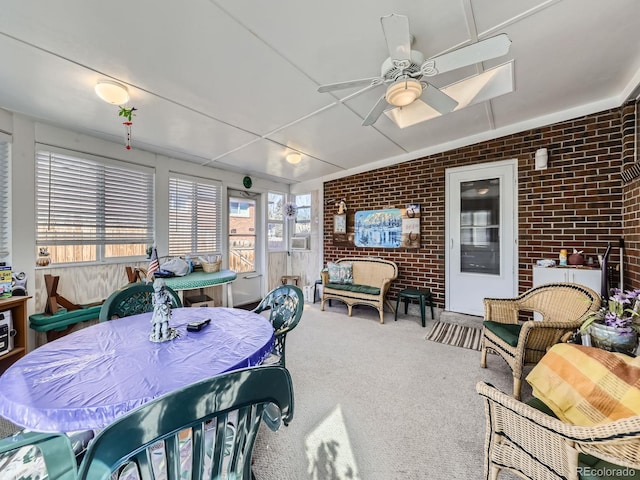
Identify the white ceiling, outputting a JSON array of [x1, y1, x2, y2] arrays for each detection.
[[0, 0, 638, 185]]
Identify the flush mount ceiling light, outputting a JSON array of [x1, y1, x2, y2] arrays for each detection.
[[286, 152, 302, 165], [385, 77, 422, 107], [94, 80, 130, 105]]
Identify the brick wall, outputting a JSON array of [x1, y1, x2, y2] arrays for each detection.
[[324, 107, 626, 308]]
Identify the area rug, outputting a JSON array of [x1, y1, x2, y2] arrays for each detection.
[[426, 321, 483, 351]]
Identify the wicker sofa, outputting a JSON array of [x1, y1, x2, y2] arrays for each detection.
[[320, 257, 398, 324]]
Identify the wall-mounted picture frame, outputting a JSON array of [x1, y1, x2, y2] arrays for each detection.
[[401, 204, 420, 248], [334, 214, 347, 233], [333, 214, 350, 245], [354, 209, 402, 248]]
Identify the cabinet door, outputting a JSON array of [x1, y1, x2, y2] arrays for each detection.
[[532, 267, 566, 286], [567, 269, 601, 294]]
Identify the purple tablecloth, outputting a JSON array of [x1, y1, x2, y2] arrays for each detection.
[[0, 307, 274, 432]]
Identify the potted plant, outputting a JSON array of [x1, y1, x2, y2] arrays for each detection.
[[580, 288, 640, 355]]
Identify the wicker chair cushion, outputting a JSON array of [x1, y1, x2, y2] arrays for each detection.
[[325, 283, 380, 295], [526, 396, 640, 480], [483, 320, 522, 347], [327, 262, 353, 284], [527, 343, 640, 426]]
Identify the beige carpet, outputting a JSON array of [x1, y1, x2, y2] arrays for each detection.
[[252, 303, 528, 479]]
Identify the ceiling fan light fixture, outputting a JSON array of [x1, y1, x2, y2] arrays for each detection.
[[385, 78, 422, 107], [286, 152, 302, 164], [95, 80, 130, 105]]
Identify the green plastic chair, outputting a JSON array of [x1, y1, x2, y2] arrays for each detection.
[[252, 285, 304, 368], [78, 366, 293, 480], [99, 282, 182, 322], [0, 430, 78, 480]]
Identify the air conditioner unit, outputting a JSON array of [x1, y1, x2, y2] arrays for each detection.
[[290, 236, 310, 250]]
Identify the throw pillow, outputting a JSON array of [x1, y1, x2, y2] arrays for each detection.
[[526, 343, 640, 426], [327, 262, 353, 285]]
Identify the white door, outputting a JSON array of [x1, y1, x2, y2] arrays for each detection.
[[445, 160, 518, 316], [228, 190, 263, 307]]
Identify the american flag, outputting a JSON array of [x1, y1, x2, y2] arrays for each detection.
[[147, 247, 160, 281]]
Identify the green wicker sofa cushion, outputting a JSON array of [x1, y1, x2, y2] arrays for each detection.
[[526, 397, 640, 480], [325, 283, 380, 295], [483, 320, 522, 347]]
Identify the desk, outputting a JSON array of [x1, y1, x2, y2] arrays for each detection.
[[164, 269, 237, 307], [0, 307, 273, 432]]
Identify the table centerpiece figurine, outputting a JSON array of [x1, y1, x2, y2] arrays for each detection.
[[150, 278, 179, 342], [580, 288, 640, 355]]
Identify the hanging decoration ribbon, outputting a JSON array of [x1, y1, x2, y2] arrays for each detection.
[[118, 107, 137, 150]]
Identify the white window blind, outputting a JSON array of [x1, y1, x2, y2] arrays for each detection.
[[0, 141, 10, 258], [169, 176, 222, 256], [36, 149, 154, 261]]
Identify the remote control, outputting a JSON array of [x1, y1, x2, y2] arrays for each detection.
[[186, 318, 211, 332]]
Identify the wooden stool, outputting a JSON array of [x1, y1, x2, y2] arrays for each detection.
[[394, 288, 434, 328], [281, 275, 300, 286]]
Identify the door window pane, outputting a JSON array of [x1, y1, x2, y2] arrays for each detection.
[[460, 178, 500, 275], [229, 196, 256, 273]]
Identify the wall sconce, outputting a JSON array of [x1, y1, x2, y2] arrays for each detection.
[[534, 148, 548, 171]]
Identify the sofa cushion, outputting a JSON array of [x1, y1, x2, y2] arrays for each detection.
[[325, 283, 380, 295], [327, 262, 353, 285], [526, 343, 640, 426], [483, 321, 522, 347]]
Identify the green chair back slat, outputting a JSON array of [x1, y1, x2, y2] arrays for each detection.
[[76, 366, 293, 480], [99, 282, 182, 322], [0, 431, 78, 480], [253, 284, 304, 368]]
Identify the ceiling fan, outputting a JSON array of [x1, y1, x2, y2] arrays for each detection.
[[317, 14, 512, 126]]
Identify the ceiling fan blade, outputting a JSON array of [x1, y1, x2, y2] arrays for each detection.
[[317, 77, 383, 93], [380, 14, 411, 61], [362, 95, 389, 126], [424, 34, 512, 76], [421, 83, 459, 114]]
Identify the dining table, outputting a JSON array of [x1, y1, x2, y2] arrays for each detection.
[[0, 307, 274, 433]]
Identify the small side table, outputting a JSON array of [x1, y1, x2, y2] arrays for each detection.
[[395, 288, 434, 328], [281, 275, 300, 286]]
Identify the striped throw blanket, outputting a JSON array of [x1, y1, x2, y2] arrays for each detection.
[[526, 343, 640, 426]]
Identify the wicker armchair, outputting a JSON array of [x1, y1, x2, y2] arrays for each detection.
[[480, 282, 601, 400], [477, 381, 640, 480]]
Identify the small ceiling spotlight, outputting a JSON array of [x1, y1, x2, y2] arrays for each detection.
[[95, 80, 130, 105]]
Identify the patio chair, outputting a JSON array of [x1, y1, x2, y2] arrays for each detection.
[[253, 284, 304, 368], [0, 366, 294, 480], [99, 282, 182, 322], [476, 381, 640, 480], [480, 282, 601, 400]]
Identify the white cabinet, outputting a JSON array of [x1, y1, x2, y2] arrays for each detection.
[[533, 266, 601, 294]]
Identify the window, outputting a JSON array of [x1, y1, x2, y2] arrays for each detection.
[[0, 139, 10, 259], [293, 193, 311, 235], [169, 175, 222, 256], [267, 192, 285, 250], [36, 148, 154, 264], [229, 200, 251, 218]]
